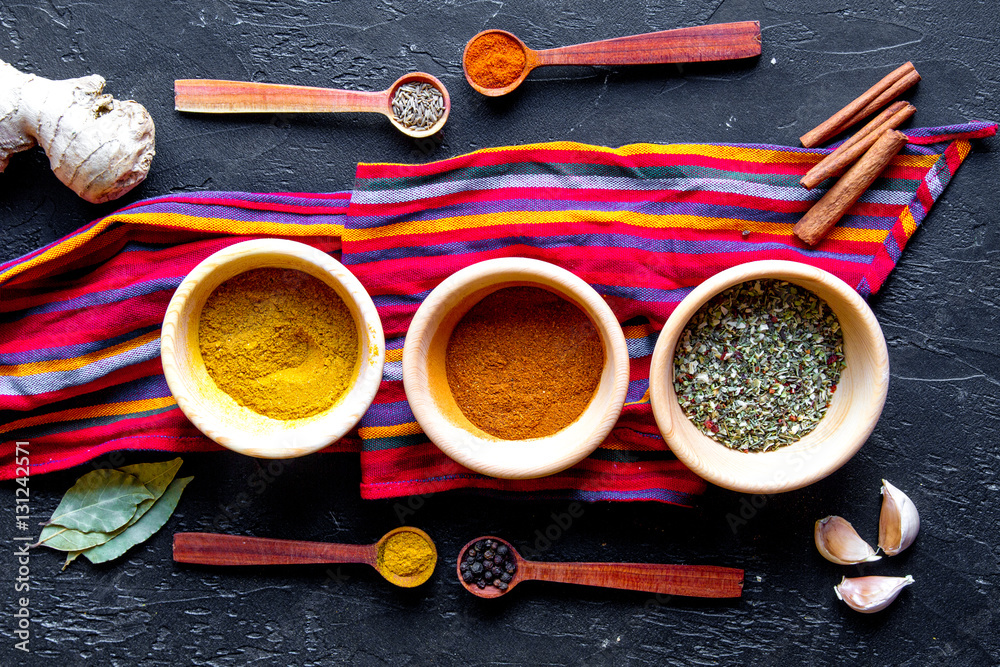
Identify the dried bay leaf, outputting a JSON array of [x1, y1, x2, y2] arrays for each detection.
[[45, 468, 154, 533], [38, 459, 183, 554], [82, 476, 193, 564], [117, 457, 183, 526], [62, 551, 83, 571], [37, 524, 114, 551], [120, 458, 183, 497]]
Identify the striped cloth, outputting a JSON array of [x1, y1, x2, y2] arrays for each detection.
[[1, 123, 995, 505]]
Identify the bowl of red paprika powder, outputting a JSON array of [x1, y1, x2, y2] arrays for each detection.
[[402, 258, 630, 479], [161, 239, 385, 458]]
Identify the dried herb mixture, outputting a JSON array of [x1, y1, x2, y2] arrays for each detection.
[[673, 280, 846, 452]]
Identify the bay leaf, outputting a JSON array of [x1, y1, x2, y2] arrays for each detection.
[[82, 476, 193, 564], [119, 457, 183, 498], [45, 468, 154, 533], [62, 551, 83, 571], [116, 457, 183, 526], [37, 524, 114, 551]]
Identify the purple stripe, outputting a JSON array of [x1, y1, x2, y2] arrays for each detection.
[[0, 338, 161, 395], [117, 202, 346, 226], [0, 324, 161, 365], [595, 283, 692, 304], [124, 191, 351, 208], [5, 277, 182, 321], [625, 378, 650, 403], [885, 233, 901, 262], [857, 276, 872, 298], [362, 400, 415, 426], [903, 121, 996, 139], [625, 332, 657, 359]]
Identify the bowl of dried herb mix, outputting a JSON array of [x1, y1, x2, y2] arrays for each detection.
[[161, 239, 385, 458], [649, 260, 889, 493], [402, 258, 630, 479]]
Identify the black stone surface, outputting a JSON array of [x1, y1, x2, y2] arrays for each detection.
[[1, 1, 998, 665]]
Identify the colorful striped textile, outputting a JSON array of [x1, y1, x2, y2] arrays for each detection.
[[343, 122, 995, 504], [0, 192, 353, 477], [1, 123, 995, 506]]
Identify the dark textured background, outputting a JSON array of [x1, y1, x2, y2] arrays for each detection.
[[1, 1, 998, 665]]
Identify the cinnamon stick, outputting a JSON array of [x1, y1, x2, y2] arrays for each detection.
[[801, 102, 915, 189], [794, 129, 908, 246], [800, 62, 919, 148], [841, 70, 920, 128]]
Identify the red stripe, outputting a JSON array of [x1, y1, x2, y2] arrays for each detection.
[[1, 295, 169, 353], [370, 381, 407, 405]]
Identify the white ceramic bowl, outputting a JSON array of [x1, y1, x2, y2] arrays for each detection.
[[161, 239, 384, 458], [402, 258, 630, 479], [649, 260, 889, 493]]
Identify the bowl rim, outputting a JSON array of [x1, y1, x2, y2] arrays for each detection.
[[649, 260, 889, 493], [160, 238, 385, 458], [402, 257, 630, 479]]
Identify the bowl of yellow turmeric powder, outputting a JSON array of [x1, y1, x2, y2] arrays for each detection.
[[402, 257, 630, 479], [161, 239, 385, 458]]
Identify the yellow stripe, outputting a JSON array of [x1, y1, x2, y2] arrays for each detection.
[[109, 212, 345, 237], [472, 141, 821, 164], [358, 421, 423, 439], [385, 348, 403, 363], [0, 331, 159, 377], [956, 139, 971, 161], [900, 207, 918, 237], [622, 324, 653, 339], [345, 209, 891, 245], [0, 211, 344, 286], [0, 396, 176, 435]]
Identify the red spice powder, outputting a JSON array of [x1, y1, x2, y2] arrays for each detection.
[[464, 32, 527, 89]]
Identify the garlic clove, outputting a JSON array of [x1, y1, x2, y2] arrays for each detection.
[[834, 575, 914, 613], [814, 515, 881, 565], [878, 479, 920, 556]]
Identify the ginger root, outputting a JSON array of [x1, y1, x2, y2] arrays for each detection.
[[0, 60, 155, 203]]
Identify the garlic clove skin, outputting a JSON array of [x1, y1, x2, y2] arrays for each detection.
[[815, 515, 881, 565], [878, 479, 920, 556], [834, 575, 914, 613]]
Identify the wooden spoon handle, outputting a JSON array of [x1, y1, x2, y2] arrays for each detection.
[[522, 561, 744, 598], [173, 532, 375, 566], [174, 79, 388, 114], [535, 21, 761, 67]]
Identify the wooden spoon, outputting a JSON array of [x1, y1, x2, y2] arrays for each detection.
[[462, 21, 761, 96], [174, 72, 449, 138], [173, 526, 437, 588], [456, 536, 743, 599]]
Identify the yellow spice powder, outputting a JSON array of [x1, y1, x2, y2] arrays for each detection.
[[198, 268, 359, 420], [379, 531, 435, 578]]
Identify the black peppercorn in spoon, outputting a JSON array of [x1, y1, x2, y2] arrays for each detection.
[[457, 536, 743, 599]]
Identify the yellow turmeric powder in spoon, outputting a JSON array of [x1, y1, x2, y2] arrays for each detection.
[[198, 268, 359, 420]]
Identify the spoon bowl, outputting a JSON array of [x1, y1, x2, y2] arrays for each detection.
[[462, 21, 761, 97], [173, 526, 437, 588], [462, 30, 533, 97], [457, 535, 744, 599], [175, 72, 450, 138], [384, 72, 451, 138], [456, 536, 527, 598], [374, 526, 438, 587]]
